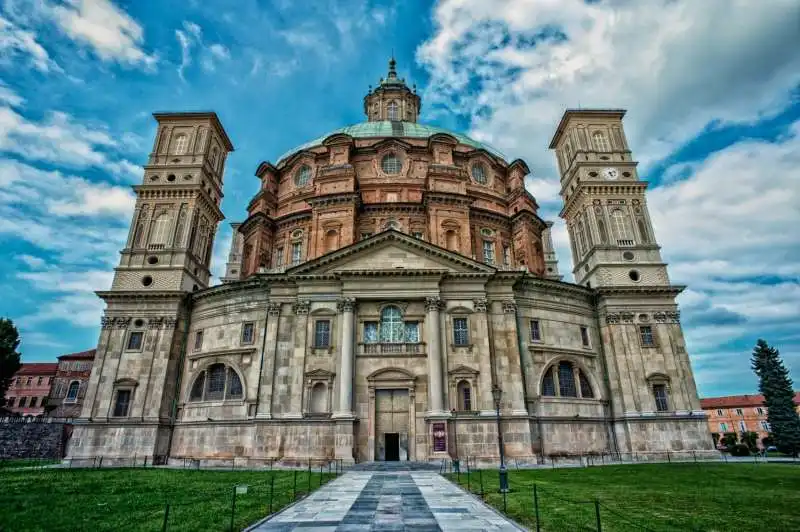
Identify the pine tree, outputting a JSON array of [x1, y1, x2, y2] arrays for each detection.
[[0, 318, 22, 409], [751, 339, 800, 456]]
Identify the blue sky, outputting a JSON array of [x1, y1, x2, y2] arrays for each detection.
[[0, 0, 798, 398]]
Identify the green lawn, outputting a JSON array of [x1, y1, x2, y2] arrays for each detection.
[[448, 463, 800, 531], [0, 467, 332, 531], [0, 458, 61, 469]]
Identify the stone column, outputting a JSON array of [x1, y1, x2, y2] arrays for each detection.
[[256, 302, 282, 419], [425, 296, 445, 414], [335, 297, 356, 417], [287, 299, 310, 417]]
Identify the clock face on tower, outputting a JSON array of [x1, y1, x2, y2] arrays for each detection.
[[602, 167, 619, 180]]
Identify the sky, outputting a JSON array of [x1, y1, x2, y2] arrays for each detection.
[[0, 0, 798, 398]]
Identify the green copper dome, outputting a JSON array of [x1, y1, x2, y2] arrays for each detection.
[[277, 121, 506, 164]]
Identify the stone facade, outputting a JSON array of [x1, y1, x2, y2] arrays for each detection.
[[67, 61, 713, 464], [4, 363, 57, 417], [47, 349, 96, 419]]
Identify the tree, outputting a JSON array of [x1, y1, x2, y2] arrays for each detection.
[[721, 432, 738, 449], [0, 318, 22, 408], [751, 339, 800, 456], [741, 431, 759, 452]]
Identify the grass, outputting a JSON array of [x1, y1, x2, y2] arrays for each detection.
[[0, 467, 332, 531], [448, 463, 800, 531], [0, 458, 61, 469]]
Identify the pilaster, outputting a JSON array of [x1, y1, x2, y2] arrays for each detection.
[[256, 302, 282, 419]]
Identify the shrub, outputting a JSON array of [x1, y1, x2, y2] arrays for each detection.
[[729, 444, 751, 456]]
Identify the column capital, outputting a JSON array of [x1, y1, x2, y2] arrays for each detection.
[[425, 296, 443, 312], [473, 298, 488, 313], [267, 302, 282, 317], [501, 300, 517, 313], [337, 297, 356, 313], [293, 299, 310, 315]]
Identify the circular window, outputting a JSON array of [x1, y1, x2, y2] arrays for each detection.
[[547, 267, 553, 273], [167, 174, 176, 182], [629, 270, 640, 282], [141, 275, 153, 287], [134, 319, 145, 327], [184, 174, 193, 181], [147, 256, 158, 265], [294, 165, 311, 186], [471, 163, 487, 184], [622, 251, 635, 261], [588, 171, 598, 177], [150, 175, 159, 182], [381, 154, 401, 174]]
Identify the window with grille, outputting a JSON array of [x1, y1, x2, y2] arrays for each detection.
[[226, 369, 243, 399], [363, 322, 378, 343], [193, 330, 204, 351], [530, 320, 541, 342], [291, 242, 302, 265], [458, 380, 472, 411], [653, 384, 669, 412], [127, 331, 144, 351], [404, 322, 419, 343], [580, 326, 590, 347], [174, 134, 188, 155], [113, 390, 131, 417], [66, 381, 80, 402], [639, 325, 655, 347], [542, 367, 556, 396], [612, 209, 632, 241], [472, 163, 487, 184], [315, 320, 331, 348], [241, 322, 255, 345], [558, 361, 577, 397], [592, 131, 610, 152], [482, 240, 495, 264], [381, 154, 401, 174], [453, 317, 469, 346], [735, 408, 743, 416], [387, 101, 399, 121], [502, 245, 510, 265], [206, 364, 226, 400], [380, 306, 404, 343], [190, 372, 205, 401], [274, 247, 283, 267], [295, 165, 311, 186]]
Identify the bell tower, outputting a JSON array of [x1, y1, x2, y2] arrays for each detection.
[[550, 109, 669, 288], [114, 112, 233, 292]]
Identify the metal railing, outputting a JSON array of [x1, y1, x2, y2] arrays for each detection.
[[358, 342, 424, 355]]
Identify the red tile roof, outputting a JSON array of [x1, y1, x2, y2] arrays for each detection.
[[57, 349, 96, 361], [14, 363, 59, 376], [700, 392, 800, 408]]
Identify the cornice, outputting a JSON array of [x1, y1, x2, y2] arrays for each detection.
[[361, 202, 426, 215], [274, 210, 313, 229], [516, 275, 594, 299], [511, 209, 548, 231], [595, 284, 685, 297], [96, 290, 188, 303], [239, 212, 274, 235], [423, 191, 474, 208], [306, 192, 361, 208], [190, 277, 272, 303]]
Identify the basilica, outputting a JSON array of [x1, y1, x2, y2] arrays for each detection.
[[67, 60, 712, 464]]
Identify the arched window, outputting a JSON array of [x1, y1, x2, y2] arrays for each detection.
[[295, 164, 311, 187], [189, 364, 244, 402], [597, 219, 607, 244], [637, 218, 650, 243], [541, 361, 595, 399], [381, 154, 401, 174], [310, 382, 327, 413], [611, 209, 632, 241], [66, 381, 80, 402], [457, 380, 472, 411], [379, 306, 404, 343], [387, 101, 400, 121], [174, 134, 188, 155], [592, 131, 610, 152], [324, 229, 338, 252], [150, 213, 171, 245], [445, 230, 457, 251]]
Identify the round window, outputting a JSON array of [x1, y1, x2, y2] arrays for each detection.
[[471, 163, 487, 184], [294, 165, 311, 186], [134, 319, 145, 327], [142, 275, 153, 287], [629, 270, 640, 282], [622, 251, 635, 261], [167, 174, 176, 182], [381, 154, 401, 174], [147, 256, 158, 265]]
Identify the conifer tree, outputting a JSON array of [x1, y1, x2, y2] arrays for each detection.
[[751, 339, 800, 456], [0, 318, 22, 408]]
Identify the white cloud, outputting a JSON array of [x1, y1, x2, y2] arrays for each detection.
[[175, 21, 230, 78], [418, 0, 800, 174], [16, 254, 47, 269], [0, 100, 139, 179], [0, 79, 24, 107], [0, 14, 59, 72], [49, 0, 157, 69]]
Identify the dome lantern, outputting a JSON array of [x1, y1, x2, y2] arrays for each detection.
[[363, 57, 421, 123]]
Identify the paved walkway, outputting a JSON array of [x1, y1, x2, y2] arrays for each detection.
[[249, 465, 525, 531]]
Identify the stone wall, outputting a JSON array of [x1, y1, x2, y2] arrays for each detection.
[[0, 420, 67, 459]]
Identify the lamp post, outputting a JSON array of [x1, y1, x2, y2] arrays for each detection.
[[492, 385, 509, 492]]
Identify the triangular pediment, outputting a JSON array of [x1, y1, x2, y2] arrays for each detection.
[[287, 230, 495, 276]]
